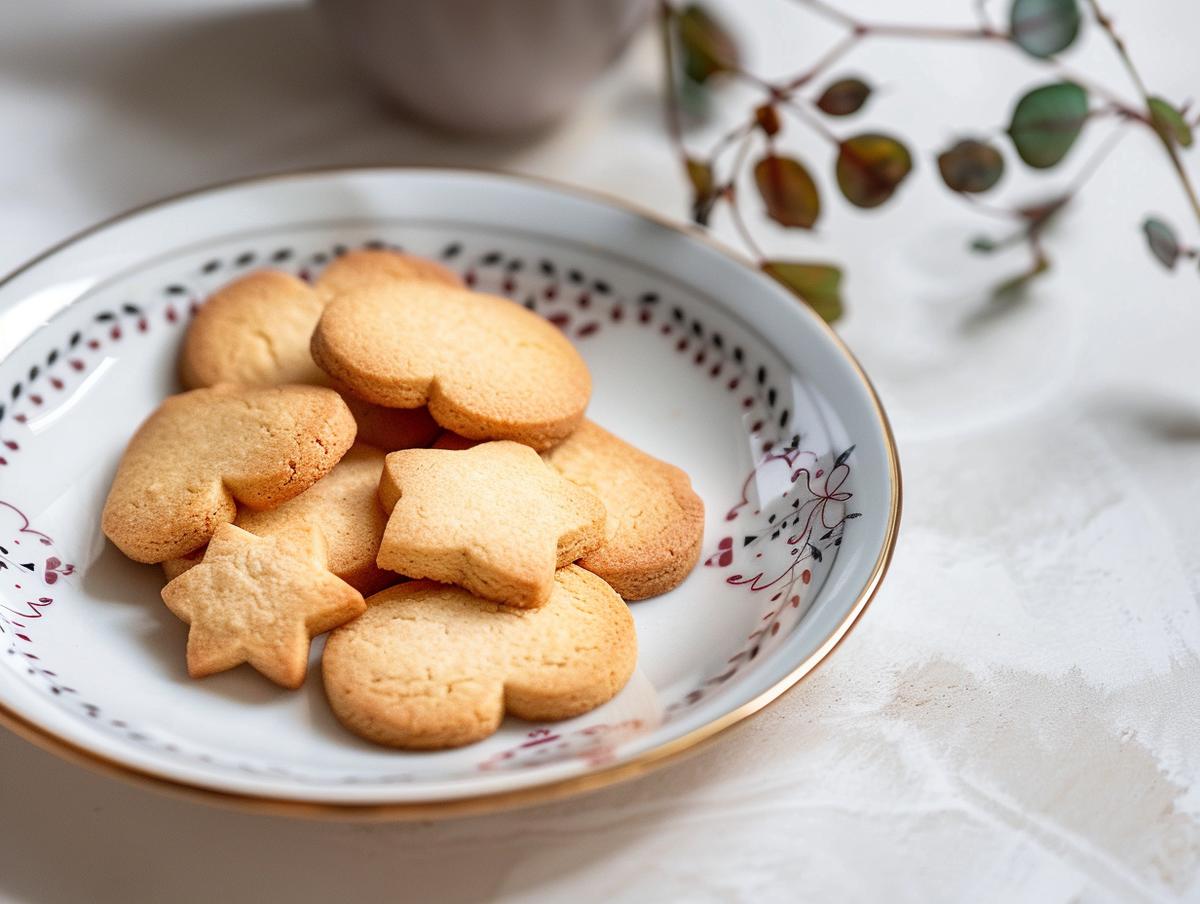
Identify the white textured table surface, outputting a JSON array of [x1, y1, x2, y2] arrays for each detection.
[[2, 2, 1199, 901]]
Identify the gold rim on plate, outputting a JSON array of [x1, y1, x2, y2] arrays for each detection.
[[0, 165, 902, 820]]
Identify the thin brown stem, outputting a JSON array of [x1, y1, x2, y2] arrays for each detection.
[[974, 0, 995, 31], [725, 135, 767, 260], [1084, 0, 1150, 100], [957, 192, 1024, 222], [1066, 123, 1128, 195], [707, 118, 758, 165], [776, 95, 842, 147], [792, 0, 1006, 40], [1162, 146, 1200, 226], [783, 32, 858, 90], [792, 0, 855, 30], [1052, 61, 1143, 116], [784, 0, 1142, 115], [727, 192, 766, 261], [657, 1, 687, 164], [1085, 0, 1200, 225]]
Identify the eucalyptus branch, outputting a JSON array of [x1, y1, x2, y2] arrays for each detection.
[[1084, 0, 1200, 225], [794, 0, 1006, 40], [659, 0, 1200, 321]]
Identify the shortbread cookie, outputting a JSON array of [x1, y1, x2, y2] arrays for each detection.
[[180, 265, 444, 452], [101, 384, 356, 563], [162, 444, 395, 594], [315, 248, 462, 301], [311, 283, 591, 450], [180, 270, 326, 388], [543, 421, 704, 599], [162, 547, 204, 581], [377, 441, 605, 607], [433, 423, 705, 599], [322, 565, 636, 749], [337, 388, 440, 452], [430, 431, 479, 451], [162, 523, 365, 688]]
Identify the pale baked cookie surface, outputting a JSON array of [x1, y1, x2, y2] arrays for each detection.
[[433, 422, 705, 599], [377, 441, 605, 607], [336, 388, 440, 452], [180, 270, 327, 388], [322, 565, 636, 749], [543, 421, 705, 600], [162, 444, 395, 595], [311, 283, 591, 450], [161, 523, 365, 689], [314, 248, 463, 300], [180, 258, 449, 451], [101, 384, 356, 563]]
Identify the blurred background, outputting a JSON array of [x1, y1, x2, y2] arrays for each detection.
[[1, 1, 1199, 902]]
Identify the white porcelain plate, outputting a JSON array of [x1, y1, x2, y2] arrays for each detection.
[[0, 168, 899, 816]]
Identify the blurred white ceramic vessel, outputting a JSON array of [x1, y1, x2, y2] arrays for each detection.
[[315, 0, 654, 133]]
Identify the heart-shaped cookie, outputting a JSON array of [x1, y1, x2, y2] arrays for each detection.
[[322, 565, 636, 749], [311, 282, 591, 450], [161, 444, 396, 595], [101, 384, 356, 563]]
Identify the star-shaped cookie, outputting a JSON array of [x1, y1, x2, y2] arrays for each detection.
[[161, 523, 366, 688], [377, 441, 606, 608]]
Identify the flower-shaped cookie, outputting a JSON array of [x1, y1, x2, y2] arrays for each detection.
[[101, 385, 356, 563], [322, 565, 636, 748], [162, 523, 365, 688], [377, 441, 606, 607], [311, 282, 591, 450], [435, 421, 705, 599]]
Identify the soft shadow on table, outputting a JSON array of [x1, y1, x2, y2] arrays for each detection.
[[0, 713, 769, 904], [0, 3, 557, 211], [1089, 389, 1200, 442]]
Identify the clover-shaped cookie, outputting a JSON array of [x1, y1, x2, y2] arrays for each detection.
[[179, 254, 452, 450], [162, 444, 395, 595], [322, 565, 636, 748], [102, 385, 356, 563], [162, 523, 365, 688], [311, 282, 591, 450], [376, 441, 606, 607]]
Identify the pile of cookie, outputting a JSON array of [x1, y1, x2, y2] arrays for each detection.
[[100, 249, 704, 749]]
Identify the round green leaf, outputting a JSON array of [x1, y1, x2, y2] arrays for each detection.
[[835, 134, 913, 209], [1007, 81, 1088, 168], [1149, 97, 1194, 148], [1009, 0, 1081, 58], [816, 78, 871, 116], [762, 261, 844, 323], [1143, 217, 1180, 270], [754, 155, 820, 228], [677, 4, 740, 84], [937, 139, 1006, 193]]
